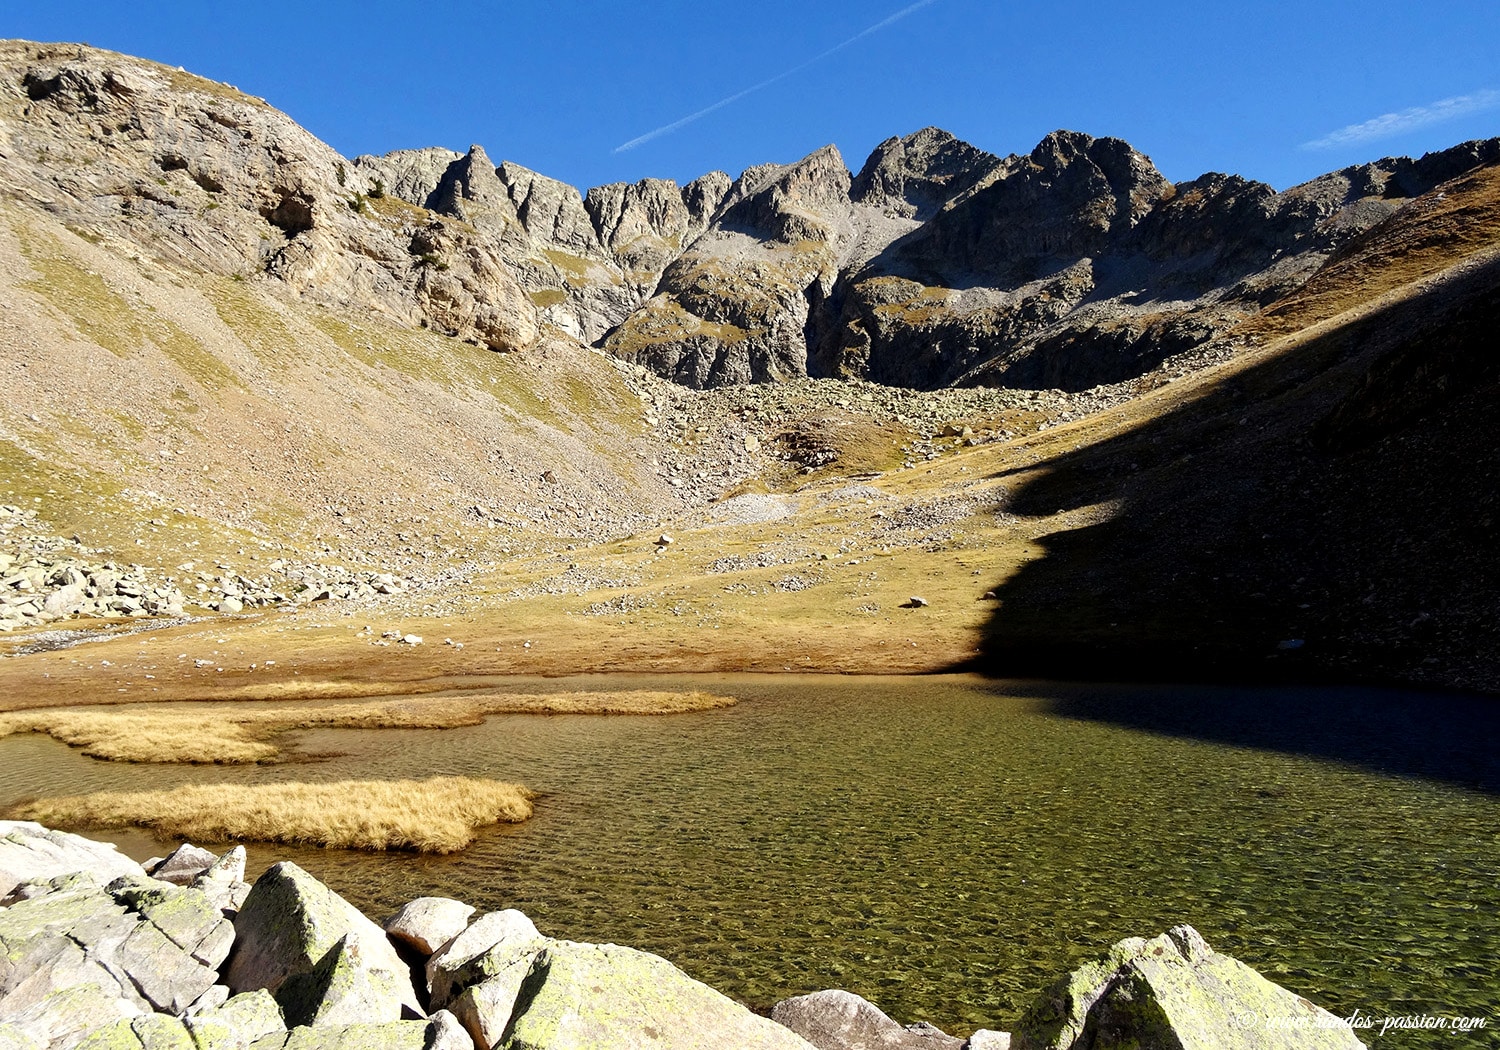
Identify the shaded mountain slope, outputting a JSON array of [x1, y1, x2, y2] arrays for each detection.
[[975, 167, 1500, 691]]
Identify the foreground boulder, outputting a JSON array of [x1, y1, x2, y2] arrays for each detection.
[[0, 869, 236, 1046], [224, 862, 422, 1021], [771, 988, 964, 1049], [499, 940, 818, 1050], [1012, 925, 1365, 1049], [0, 821, 144, 902], [383, 896, 475, 956]]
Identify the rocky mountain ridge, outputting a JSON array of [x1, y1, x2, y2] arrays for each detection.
[[358, 112, 1500, 394], [8, 38, 1497, 400]]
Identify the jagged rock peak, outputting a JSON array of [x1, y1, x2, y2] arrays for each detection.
[[585, 177, 694, 255], [851, 127, 1003, 219], [498, 160, 604, 256], [350, 146, 461, 208], [433, 144, 511, 210], [718, 144, 853, 244]]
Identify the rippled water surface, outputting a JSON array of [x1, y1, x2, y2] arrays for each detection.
[[2, 674, 1496, 1046]]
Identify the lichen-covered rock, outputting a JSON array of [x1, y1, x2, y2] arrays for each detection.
[[1012, 925, 1365, 1049], [224, 862, 419, 1019], [0, 821, 144, 902], [108, 874, 236, 969], [425, 908, 545, 1010], [186, 989, 287, 1049], [0, 1020, 44, 1050], [770, 988, 962, 1049], [74, 1014, 198, 1050], [277, 934, 420, 1028], [248, 1022, 434, 1050], [499, 940, 818, 1050], [383, 896, 475, 956]]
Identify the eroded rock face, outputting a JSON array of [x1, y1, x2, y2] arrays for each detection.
[[818, 130, 1500, 391], [1012, 925, 1366, 1050], [0, 42, 537, 353], [601, 146, 857, 388]]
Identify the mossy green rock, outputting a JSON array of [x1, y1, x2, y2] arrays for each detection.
[[74, 1015, 197, 1050], [500, 940, 817, 1050], [0, 1022, 43, 1050], [224, 862, 418, 1017], [1013, 925, 1365, 1049], [248, 1021, 433, 1050]]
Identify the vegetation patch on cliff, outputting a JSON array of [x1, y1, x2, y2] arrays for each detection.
[[8, 776, 533, 852]]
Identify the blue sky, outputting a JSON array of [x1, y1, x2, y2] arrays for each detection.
[[8, 2, 1499, 194]]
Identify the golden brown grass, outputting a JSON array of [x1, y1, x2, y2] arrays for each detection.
[[8, 776, 533, 853], [0, 690, 736, 765]]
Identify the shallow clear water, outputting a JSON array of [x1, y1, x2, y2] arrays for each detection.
[[2, 674, 1496, 1046]]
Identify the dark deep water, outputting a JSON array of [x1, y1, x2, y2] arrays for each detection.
[[2, 674, 1495, 1045]]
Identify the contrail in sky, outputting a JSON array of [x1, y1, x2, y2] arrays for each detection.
[[1302, 89, 1500, 150], [613, 0, 941, 153]]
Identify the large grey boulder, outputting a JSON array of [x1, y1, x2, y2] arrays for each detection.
[[496, 939, 818, 1050], [278, 934, 420, 1028], [0, 870, 235, 1040], [383, 896, 475, 956], [0, 821, 145, 902], [770, 989, 962, 1049], [1012, 925, 1365, 1050], [224, 862, 420, 1020], [426, 908, 545, 1010]]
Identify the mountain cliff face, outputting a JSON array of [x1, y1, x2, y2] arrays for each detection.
[[354, 113, 1500, 394], [0, 42, 538, 353]]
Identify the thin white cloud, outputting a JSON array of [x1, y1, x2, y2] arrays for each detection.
[[1302, 89, 1500, 150], [613, 0, 941, 154]]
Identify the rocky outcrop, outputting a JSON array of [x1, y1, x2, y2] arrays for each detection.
[[593, 125, 1500, 391], [817, 131, 1500, 391], [358, 145, 734, 344], [0, 826, 1368, 1050], [1012, 925, 1364, 1049], [771, 989, 965, 1049], [0, 42, 537, 353], [601, 146, 859, 387]]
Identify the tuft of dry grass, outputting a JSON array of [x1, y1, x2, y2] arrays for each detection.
[[8, 776, 534, 853], [0, 690, 736, 765]]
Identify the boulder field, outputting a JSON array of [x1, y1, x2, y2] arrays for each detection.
[[0, 821, 1365, 1049]]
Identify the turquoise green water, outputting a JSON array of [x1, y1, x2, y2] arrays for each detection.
[[1, 674, 1495, 1046]]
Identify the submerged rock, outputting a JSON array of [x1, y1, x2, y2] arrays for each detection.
[[1012, 925, 1365, 1049]]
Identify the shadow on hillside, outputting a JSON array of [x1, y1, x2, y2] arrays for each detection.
[[966, 254, 1500, 761]]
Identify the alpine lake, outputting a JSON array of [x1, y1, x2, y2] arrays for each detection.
[[2, 674, 1496, 1047]]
